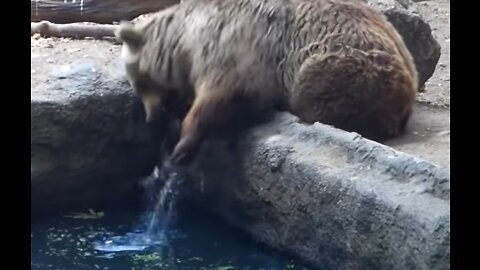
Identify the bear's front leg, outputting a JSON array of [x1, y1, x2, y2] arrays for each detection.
[[170, 87, 237, 166]]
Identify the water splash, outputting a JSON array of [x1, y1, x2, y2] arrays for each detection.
[[144, 166, 181, 241], [94, 165, 183, 253]]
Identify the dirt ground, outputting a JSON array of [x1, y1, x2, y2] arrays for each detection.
[[31, 0, 450, 168]]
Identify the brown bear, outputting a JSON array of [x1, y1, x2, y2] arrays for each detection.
[[115, 0, 418, 166]]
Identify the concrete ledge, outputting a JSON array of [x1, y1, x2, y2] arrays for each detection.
[[31, 58, 156, 218], [187, 113, 450, 270]]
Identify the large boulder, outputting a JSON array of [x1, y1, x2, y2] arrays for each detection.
[[364, 0, 442, 88]]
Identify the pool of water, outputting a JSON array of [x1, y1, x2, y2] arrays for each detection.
[[31, 209, 313, 270]]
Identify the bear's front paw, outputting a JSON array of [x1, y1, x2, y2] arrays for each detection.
[[170, 136, 199, 166]]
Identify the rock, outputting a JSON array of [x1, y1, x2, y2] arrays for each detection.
[[31, 58, 156, 219], [183, 113, 450, 270], [364, 0, 442, 88]]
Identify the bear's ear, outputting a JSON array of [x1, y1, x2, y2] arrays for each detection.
[[115, 21, 143, 49]]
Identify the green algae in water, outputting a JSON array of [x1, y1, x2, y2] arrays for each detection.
[[31, 211, 313, 270]]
